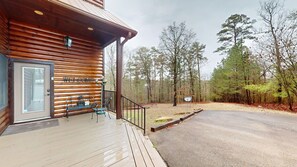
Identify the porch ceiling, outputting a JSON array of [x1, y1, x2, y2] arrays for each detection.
[[0, 0, 137, 47]]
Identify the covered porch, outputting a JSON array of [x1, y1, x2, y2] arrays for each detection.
[[0, 114, 166, 167], [0, 0, 136, 132]]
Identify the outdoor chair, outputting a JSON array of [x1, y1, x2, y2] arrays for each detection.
[[91, 97, 112, 122]]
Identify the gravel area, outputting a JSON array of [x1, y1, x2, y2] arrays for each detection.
[[149, 110, 297, 167], [144, 102, 295, 134]]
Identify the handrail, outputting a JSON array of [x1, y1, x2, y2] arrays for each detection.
[[104, 90, 146, 135], [121, 95, 145, 109], [121, 95, 146, 135]]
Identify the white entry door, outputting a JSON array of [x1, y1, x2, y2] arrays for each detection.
[[14, 63, 51, 123]]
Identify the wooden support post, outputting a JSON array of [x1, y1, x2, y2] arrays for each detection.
[[116, 38, 123, 119]]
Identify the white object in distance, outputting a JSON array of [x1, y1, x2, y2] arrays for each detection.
[[184, 96, 192, 102]]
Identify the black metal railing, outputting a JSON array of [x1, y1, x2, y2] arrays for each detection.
[[104, 90, 146, 134], [104, 90, 116, 113], [121, 95, 146, 135]]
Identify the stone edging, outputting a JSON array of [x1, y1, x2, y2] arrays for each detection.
[[151, 109, 203, 132]]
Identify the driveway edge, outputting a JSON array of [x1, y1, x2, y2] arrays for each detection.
[[151, 109, 203, 132]]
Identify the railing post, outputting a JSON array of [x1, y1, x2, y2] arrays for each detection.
[[144, 108, 146, 135], [116, 38, 123, 119]]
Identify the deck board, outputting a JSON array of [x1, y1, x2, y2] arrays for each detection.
[[125, 123, 147, 167], [0, 113, 166, 167], [135, 126, 167, 167], [132, 126, 154, 167]]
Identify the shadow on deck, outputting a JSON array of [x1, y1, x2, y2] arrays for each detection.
[[0, 113, 166, 167]]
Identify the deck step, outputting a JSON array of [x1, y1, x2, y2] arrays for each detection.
[[135, 128, 167, 167], [126, 123, 167, 167], [132, 126, 155, 167], [126, 124, 146, 167]]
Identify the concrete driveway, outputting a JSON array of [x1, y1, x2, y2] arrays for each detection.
[[149, 110, 297, 167]]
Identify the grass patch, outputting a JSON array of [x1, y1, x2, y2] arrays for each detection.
[[174, 112, 191, 115], [155, 117, 173, 123]]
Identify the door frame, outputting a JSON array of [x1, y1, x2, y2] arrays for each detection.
[[9, 59, 54, 124]]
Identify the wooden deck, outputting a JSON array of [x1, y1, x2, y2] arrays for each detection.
[[0, 114, 166, 167]]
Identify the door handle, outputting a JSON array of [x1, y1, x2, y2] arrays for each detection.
[[47, 89, 50, 96]]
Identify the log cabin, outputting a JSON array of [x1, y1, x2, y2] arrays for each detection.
[[0, 0, 137, 134]]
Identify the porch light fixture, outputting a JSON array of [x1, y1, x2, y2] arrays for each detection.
[[34, 10, 44, 16], [88, 27, 94, 31], [101, 76, 107, 86], [64, 36, 72, 48]]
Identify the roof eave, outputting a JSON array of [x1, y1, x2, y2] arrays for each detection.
[[48, 0, 137, 39]]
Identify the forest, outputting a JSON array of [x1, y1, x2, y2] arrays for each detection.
[[105, 0, 297, 111]]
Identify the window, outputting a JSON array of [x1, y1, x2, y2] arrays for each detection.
[[0, 54, 8, 110]]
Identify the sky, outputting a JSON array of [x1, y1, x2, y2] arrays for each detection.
[[105, 0, 297, 79]]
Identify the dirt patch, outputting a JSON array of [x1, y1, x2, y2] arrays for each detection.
[[247, 103, 297, 113], [194, 102, 297, 115], [144, 103, 195, 134]]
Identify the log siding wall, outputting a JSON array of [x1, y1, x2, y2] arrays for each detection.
[[8, 21, 103, 118], [0, 10, 9, 133], [0, 11, 8, 54]]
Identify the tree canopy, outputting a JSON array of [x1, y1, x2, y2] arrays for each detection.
[[215, 14, 256, 53]]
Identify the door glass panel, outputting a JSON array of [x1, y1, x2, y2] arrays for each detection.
[[23, 67, 45, 113]]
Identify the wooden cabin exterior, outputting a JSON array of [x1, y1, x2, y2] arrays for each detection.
[[0, 0, 137, 134]]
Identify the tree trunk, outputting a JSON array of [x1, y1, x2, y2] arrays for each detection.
[[173, 57, 177, 106], [197, 59, 202, 102], [189, 67, 195, 101], [245, 89, 251, 104], [243, 51, 251, 105], [159, 69, 163, 103], [263, 70, 267, 104], [278, 83, 282, 105], [284, 86, 293, 111]]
